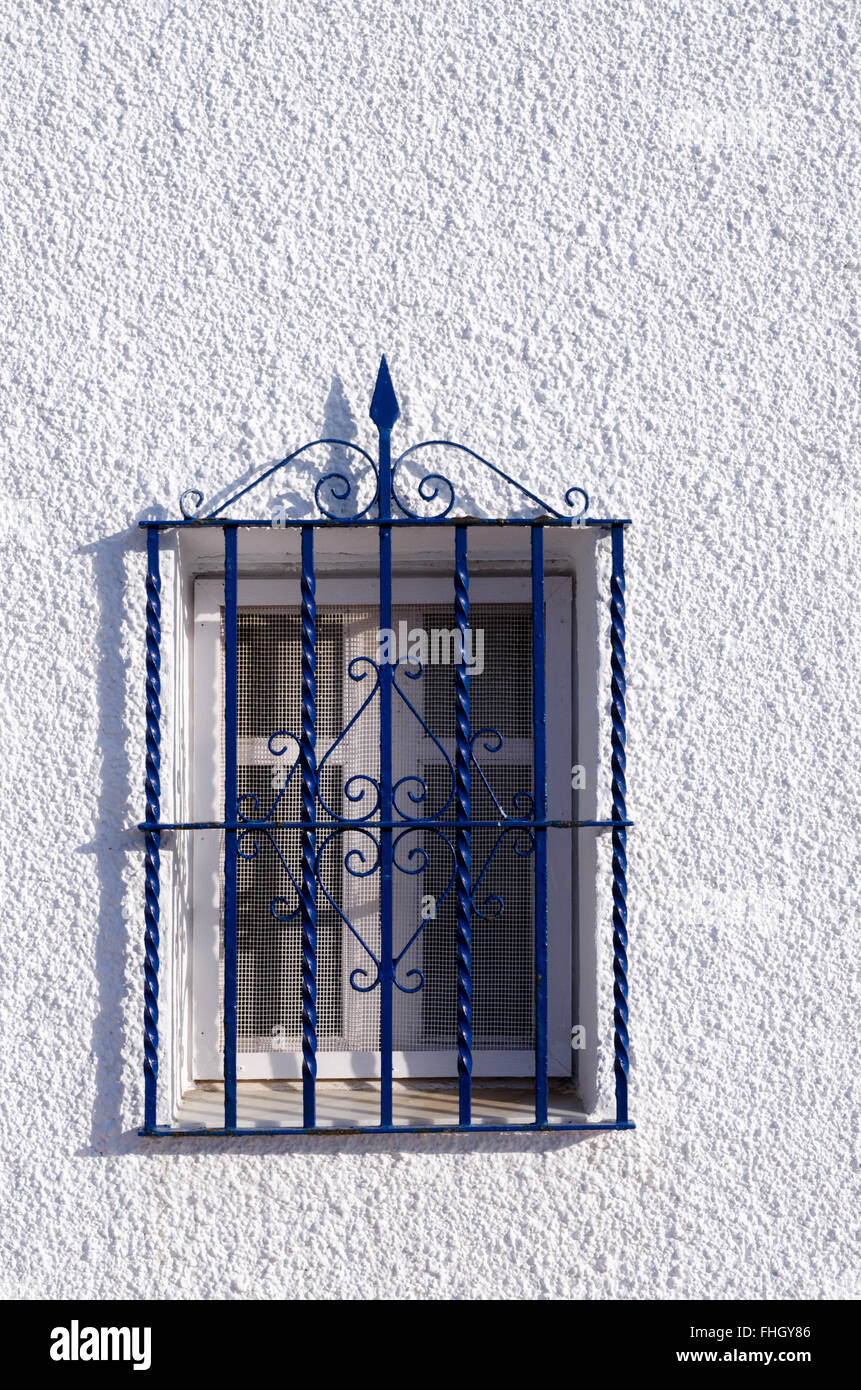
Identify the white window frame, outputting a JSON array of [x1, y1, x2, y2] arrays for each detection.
[[191, 574, 573, 1080]]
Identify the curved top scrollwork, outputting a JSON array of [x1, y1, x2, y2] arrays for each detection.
[[180, 438, 380, 522], [176, 358, 590, 524], [391, 440, 588, 523]]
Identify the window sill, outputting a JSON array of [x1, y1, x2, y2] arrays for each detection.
[[166, 1079, 600, 1133]]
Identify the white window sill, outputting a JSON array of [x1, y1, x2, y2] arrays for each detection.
[[173, 1079, 589, 1131]]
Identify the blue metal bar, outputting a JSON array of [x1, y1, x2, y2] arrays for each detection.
[[139, 517, 632, 530], [454, 525, 472, 1124], [223, 526, 239, 1131], [610, 524, 629, 1125], [143, 526, 161, 1132], [531, 526, 548, 1125], [143, 1121, 636, 1137], [371, 357, 399, 1127], [378, 530, 394, 1128], [140, 818, 634, 831], [300, 526, 318, 1128]]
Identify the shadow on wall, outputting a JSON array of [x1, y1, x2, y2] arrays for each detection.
[[106, 1128, 602, 1158], [74, 376, 362, 1161], [269, 373, 363, 521], [78, 522, 148, 1158], [77, 375, 607, 1158]]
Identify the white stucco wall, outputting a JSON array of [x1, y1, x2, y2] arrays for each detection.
[[1, 0, 857, 1300]]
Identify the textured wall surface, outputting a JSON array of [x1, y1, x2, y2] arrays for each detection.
[[1, 0, 858, 1300]]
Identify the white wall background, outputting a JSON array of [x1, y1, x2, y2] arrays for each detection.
[[1, 0, 857, 1300]]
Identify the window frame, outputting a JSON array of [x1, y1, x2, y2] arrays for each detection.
[[191, 574, 574, 1081]]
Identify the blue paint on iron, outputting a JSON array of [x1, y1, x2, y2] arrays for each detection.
[[143, 1121, 636, 1137], [140, 818, 633, 831], [369, 354, 400, 432], [531, 527, 549, 1126], [143, 526, 161, 1133], [454, 525, 473, 1125], [138, 360, 634, 1136], [376, 368, 395, 1125], [223, 526, 239, 1132], [300, 525, 318, 1129], [610, 524, 629, 1126], [145, 516, 627, 529], [171, 354, 587, 526]]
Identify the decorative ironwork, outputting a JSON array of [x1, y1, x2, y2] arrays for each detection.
[[176, 355, 589, 527], [454, 525, 472, 1123], [392, 828, 457, 994], [470, 826, 536, 921], [238, 830, 302, 922], [143, 527, 161, 1132], [179, 440, 381, 523], [316, 657, 381, 823], [610, 524, 629, 1125], [300, 527, 318, 1126], [139, 357, 634, 1137], [237, 731, 301, 825], [392, 658, 455, 821], [315, 828, 382, 992], [222, 526, 239, 1131], [469, 727, 536, 822]]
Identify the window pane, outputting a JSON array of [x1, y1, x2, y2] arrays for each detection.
[[395, 765, 535, 1051], [237, 610, 342, 740], [420, 603, 533, 739], [235, 764, 344, 1050], [225, 600, 537, 1060]]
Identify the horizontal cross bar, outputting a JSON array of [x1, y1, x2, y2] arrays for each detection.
[[137, 819, 635, 832], [140, 1120, 636, 1137], [138, 517, 632, 530]]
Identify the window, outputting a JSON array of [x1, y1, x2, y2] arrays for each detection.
[[140, 358, 632, 1135], [192, 577, 573, 1082]]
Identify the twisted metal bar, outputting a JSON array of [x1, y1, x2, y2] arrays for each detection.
[[143, 527, 161, 1131], [454, 526, 472, 1124], [610, 524, 629, 1124], [531, 526, 548, 1126], [300, 526, 317, 1127], [223, 526, 239, 1131]]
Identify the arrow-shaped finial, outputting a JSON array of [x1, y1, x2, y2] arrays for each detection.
[[369, 355, 400, 432]]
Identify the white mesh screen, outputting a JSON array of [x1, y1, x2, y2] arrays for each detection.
[[222, 600, 534, 1056]]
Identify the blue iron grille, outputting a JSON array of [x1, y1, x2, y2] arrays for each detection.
[[139, 358, 633, 1136]]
